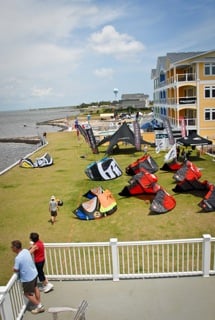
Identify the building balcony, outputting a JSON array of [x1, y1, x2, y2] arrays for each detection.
[[154, 96, 197, 107], [178, 96, 196, 105], [167, 116, 197, 132], [154, 73, 197, 89], [175, 72, 196, 82]]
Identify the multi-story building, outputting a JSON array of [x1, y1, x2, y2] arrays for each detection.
[[119, 93, 149, 110], [151, 50, 215, 140]]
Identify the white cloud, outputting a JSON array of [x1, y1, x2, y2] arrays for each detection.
[[89, 25, 145, 59], [0, 0, 214, 110], [31, 87, 53, 97], [94, 68, 114, 78]]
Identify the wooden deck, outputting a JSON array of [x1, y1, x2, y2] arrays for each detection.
[[23, 276, 215, 320]]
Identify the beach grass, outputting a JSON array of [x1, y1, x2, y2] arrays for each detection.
[[1, 129, 215, 284]]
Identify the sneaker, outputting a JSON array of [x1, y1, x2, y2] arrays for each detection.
[[31, 305, 45, 314], [43, 282, 54, 293]]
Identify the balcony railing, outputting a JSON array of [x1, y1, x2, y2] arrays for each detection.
[[178, 97, 196, 104], [1, 235, 215, 320], [176, 73, 196, 82], [155, 73, 197, 89], [154, 96, 197, 106]]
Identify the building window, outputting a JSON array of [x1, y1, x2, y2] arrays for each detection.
[[160, 72, 165, 83], [204, 108, 215, 120], [204, 63, 215, 75], [204, 86, 215, 98]]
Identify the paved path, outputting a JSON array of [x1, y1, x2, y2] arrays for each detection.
[[23, 277, 215, 320]]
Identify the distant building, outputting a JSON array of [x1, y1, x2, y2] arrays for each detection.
[[151, 50, 215, 139], [119, 93, 149, 110]]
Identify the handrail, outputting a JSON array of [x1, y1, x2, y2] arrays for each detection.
[[1, 235, 215, 320]]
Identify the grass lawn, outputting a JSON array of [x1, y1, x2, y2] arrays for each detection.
[[1, 129, 215, 284]]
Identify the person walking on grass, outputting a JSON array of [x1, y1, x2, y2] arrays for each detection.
[[11, 240, 45, 315], [29, 232, 54, 293], [49, 195, 58, 224]]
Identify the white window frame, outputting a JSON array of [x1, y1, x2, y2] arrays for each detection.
[[204, 86, 215, 98], [204, 108, 215, 120], [204, 63, 215, 76]]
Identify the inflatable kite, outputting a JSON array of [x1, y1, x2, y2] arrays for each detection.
[[198, 183, 215, 212], [172, 160, 205, 193], [125, 154, 159, 175], [160, 158, 183, 172], [85, 157, 122, 180], [173, 160, 201, 182], [19, 153, 53, 168], [83, 186, 104, 199], [173, 179, 209, 193], [150, 188, 176, 213], [74, 187, 117, 220], [119, 169, 160, 197]]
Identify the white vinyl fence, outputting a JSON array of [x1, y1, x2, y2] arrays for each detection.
[[1, 235, 215, 320], [44, 235, 215, 280]]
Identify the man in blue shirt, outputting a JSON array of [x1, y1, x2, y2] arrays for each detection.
[[11, 240, 45, 314]]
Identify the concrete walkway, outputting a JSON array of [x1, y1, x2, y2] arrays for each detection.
[[23, 276, 215, 320]]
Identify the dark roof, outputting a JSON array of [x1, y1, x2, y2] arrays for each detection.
[[152, 50, 215, 77], [166, 52, 205, 64], [177, 132, 212, 146]]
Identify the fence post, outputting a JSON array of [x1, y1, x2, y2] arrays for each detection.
[[110, 238, 119, 281], [202, 234, 211, 277], [0, 287, 14, 320]]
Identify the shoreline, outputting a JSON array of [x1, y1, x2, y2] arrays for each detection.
[[0, 137, 41, 144], [0, 118, 69, 144], [0, 117, 116, 144], [0, 115, 154, 144]]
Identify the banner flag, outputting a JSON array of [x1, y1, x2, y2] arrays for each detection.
[[155, 140, 163, 153], [162, 117, 175, 146], [77, 124, 90, 143], [85, 126, 99, 154], [133, 120, 141, 151], [180, 117, 187, 138], [164, 144, 177, 162]]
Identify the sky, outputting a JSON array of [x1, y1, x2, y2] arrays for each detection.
[[0, 0, 215, 111]]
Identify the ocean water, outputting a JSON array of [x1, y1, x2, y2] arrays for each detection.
[[0, 108, 78, 173]]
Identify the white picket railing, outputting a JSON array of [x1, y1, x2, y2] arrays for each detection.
[[0, 274, 26, 320], [1, 235, 215, 320], [44, 235, 215, 280]]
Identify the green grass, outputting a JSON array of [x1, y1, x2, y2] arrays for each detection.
[[1, 130, 215, 284]]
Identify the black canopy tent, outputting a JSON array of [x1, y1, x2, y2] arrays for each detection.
[[97, 122, 154, 154], [176, 132, 212, 147]]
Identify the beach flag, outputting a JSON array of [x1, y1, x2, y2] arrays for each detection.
[[180, 117, 187, 138], [77, 124, 88, 142], [85, 126, 99, 154], [133, 120, 141, 151], [162, 116, 175, 146], [155, 141, 163, 153], [164, 144, 177, 162]]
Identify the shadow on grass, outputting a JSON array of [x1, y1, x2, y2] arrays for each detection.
[[148, 210, 168, 216], [98, 146, 142, 156]]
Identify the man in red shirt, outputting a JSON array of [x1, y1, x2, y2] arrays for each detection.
[[29, 232, 54, 293]]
